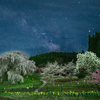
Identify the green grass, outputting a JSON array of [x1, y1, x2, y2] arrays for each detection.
[[0, 73, 100, 100], [0, 73, 43, 89]]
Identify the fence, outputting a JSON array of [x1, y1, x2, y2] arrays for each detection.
[[0, 85, 100, 94], [0, 86, 38, 94], [0, 85, 100, 100], [0, 86, 39, 100], [38, 85, 100, 93]]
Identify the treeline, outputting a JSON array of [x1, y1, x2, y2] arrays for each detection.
[[29, 31, 100, 68], [29, 51, 84, 68], [88, 31, 100, 58]]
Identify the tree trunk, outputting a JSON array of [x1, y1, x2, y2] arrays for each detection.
[[34, 81, 47, 93], [0, 77, 3, 83]]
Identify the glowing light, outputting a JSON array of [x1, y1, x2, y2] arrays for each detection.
[[88, 30, 91, 32]]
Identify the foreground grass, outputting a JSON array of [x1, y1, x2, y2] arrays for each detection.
[[0, 73, 43, 90], [0, 73, 100, 100], [0, 91, 100, 100]]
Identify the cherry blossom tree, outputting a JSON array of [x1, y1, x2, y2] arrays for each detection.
[[88, 69, 100, 86], [74, 51, 100, 75], [0, 50, 36, 84], [34, 60, 77, 92]]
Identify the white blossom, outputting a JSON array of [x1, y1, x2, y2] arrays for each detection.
[[40, 60, 76, 85], [0, 50, 36, 84], [34, 60, 77, 93], [75, 51, 100, 74]]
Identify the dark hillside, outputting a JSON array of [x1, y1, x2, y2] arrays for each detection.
[[29, 51, 85, 68]]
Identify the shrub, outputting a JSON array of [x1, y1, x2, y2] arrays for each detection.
[[75, 71, 86, 79], [35, 67, 44, 73]]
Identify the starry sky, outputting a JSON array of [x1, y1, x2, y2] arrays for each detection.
[[0, 0, 100, 57]]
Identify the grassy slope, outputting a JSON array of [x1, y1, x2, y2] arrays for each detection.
[[0, 73, 99, 100]]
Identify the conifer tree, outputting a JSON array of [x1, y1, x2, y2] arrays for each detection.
[[88, 32, 100, 58]]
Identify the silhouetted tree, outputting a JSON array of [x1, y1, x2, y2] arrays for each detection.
[[88, 32, 100, 58], [81, 50, 84, 53]]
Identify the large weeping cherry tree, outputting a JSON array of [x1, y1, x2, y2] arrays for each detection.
[[0, 50, 36, 84]]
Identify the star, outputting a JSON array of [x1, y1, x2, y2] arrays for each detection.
[[88, 30, 91, 32], [0, 0, 100, 57], [78, 2, 80, 4]]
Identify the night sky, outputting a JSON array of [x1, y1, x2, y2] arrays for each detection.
[[0, 0, 100, 57]]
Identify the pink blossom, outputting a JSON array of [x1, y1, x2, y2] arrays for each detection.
[[96, 69, 100, 74], [35, 67, 44, 73], [88, 69, 100, 86]]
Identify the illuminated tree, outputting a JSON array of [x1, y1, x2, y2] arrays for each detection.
[[88, 69, 100, 86], [0, 50, 36, 84], [34, 60, 77, 92], [74, 51, 100, 75]]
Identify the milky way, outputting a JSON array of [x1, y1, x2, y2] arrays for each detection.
[[0, 0, 100, 56]]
